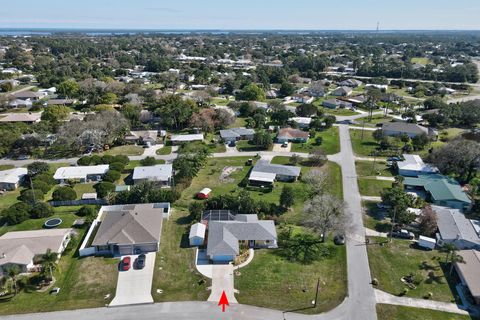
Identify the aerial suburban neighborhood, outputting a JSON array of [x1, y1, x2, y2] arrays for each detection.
[[0, 1, 479, 320]]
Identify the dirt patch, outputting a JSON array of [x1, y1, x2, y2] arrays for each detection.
[[219, 166, 243, 183]]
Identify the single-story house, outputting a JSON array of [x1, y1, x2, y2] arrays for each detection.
[[13, 91, 47, 101], [0, 229, 72, 274], [381, 122, 437, 139], [404, 175, 472, 210], [292, 94, 314, 104], [189, 223, 206, 246], [249, 160, 301, 185], [8, 99, 32, 108], [219, 128, 255, 143], [397, 154, 438, 177], [91, 203, 169, 256], [0, 113, 41, 124], [434, 206, 480, 250], [170, 133, 204, 145], [125, 130, 158, 145], [47, 99, 78, 106], [366, 84, 388, 91], [0, 168, 28, 190], [132, 164, 173, 187], [308, 81, 326, 97], [289, 117, 312, 129], [346, 95, 367, 105], [332, 86, 353, 97], [53, 165, 110, 184], [454, 250, 480, 305], [203, 212, 277, 263], [322, 99, 353, 110], [277, 127, 309, 143], [339, 79, 363, 87]]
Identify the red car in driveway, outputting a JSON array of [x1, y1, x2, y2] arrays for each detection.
[[121, 256, 131, 271]]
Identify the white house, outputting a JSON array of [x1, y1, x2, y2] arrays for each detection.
[[289, 117, 312, 129], [397, 154, 438, 177], [132, 164, 173, 187], [170, 134, 204, 145], [189, 223, 206, 246], [53, 165, 109, 184], [0, 168, 28, 190]]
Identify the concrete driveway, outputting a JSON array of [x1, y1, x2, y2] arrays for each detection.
[[207, 264, 238, 304], [272, 142, 291, 152], [109, 253, 155, 307]]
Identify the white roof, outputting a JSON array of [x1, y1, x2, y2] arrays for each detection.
[[53, 165, 109, 180], [397, 154, 438, 174], [199, 188, 212, 195], [419, 235, 436, 243], [290, 117, 312, 125], [0, 168, 28, 184], [170, 134, 204, 142], [81, 193, 97, 200], [249, 171, 276, 183], [189, 223, 206, 239], [133, 164, 173, 181]]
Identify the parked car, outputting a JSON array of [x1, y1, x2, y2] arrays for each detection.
[[388, 229, 414, 240], [334, 234, 346, 245], [17, 155, 30, 160], [121, 256, 131, 271], [136, 254, 146, 269], [246, 158, 253, 166], [281, 142, 288, 148], [387, 156, 402, 162], [50, 287, 60, 295]]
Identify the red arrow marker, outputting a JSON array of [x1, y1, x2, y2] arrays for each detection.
[[218, 291, 229, 312]]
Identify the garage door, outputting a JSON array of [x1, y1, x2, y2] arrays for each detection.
[[118, 245, 133, 255], [135, 243, 158, 253]]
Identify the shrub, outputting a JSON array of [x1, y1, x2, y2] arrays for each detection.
[[1, 203, 31, 225], [113, 155, 129, 165], [189, 201, 205, 221], [101, 155, 115, 164], [19, 189, 44, 203], [31, 181, 51, 194], [33, 174, 56, 187], [77, 156, 91, 166], [76, 206, 96, 217], [108, 162, 125, 172], [30, 202, 54, 219], [94, 182, 116, 198], [140, 156, 157, 166], [27, 162, 50, 177], [103, 170, 121, 183], [90, 155, 102, 165], [52, 186, 77, 201]]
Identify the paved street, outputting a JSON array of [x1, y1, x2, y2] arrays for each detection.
[[109, 253, 155, 306]]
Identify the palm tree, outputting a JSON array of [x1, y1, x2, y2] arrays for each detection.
[[4, 265, 21, 295], [440, 243, 456, 264], [41, 249, 58, 281]]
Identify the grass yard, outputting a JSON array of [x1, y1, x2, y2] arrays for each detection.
[[356, 160, 394, 177], [0, 187, 22, 212], [156, 145, 172, 155], [376, 304, 474, 320], [290, 127, 340, 155], [0, 165, 14, 171], [362, 201, 391, 232], [228, 117, 247, 128], [72, 183, 96, 200], [104, 145, 144, 156], [350, 130, 380, 157], [0, 206, 84, 236], [358, 115, 393, 126], [236, 140, 271, 152], [368, 237, 458, 303], [358, 178, 392, 197], [235, 244, 347, 314], [125, 159, 165, 170], [151, 207, 210, 302], [411, 57, 431, 65]]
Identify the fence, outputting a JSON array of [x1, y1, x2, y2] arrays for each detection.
[[49, 199, 107, 207]]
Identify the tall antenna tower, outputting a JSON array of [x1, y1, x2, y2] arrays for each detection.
[[376, 22, 380, 34]]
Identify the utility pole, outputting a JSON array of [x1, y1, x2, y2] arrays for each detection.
[[29, 176, 36, 205], [313, 278, 320, 308], [389, 207, 397, 243]]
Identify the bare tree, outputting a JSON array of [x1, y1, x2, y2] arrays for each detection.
[[418, 206, 438, 236], [302, 169, 329, 197], [302, 194, 347, 242]]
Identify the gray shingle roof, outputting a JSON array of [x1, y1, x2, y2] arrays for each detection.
[[434, 206, 480, 246], [382, 122, 429, 135], [219, 128, 255, 139], [252, 160, 301, 178]]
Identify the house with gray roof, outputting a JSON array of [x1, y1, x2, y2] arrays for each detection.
[[249, 160, 301, 185], [203, 212, 277, 263], [277, 127, 309, 143], [322, 99, 353, 110], [382, 122, 437, 139], [132, 164, 173, 187], [332, 86, 353, 97], [219, 127, 255, 143], [90, 203, 169, 256], [0, 229, 73, 274], [454, 250, 480, 305], [434, 206, 480, 250]]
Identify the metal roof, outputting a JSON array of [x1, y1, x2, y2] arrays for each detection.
[[434, 206, 480, 246], [132, 164, 173, 182]]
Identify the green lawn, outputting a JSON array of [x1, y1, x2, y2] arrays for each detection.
[[358, 115, 393, 126], [0, 206, 83, 236], [368, 237, 459, 303], [377, 304, 473, 320], [156, 145, 172, 155], [350, 130, 380, 157], [104, 145, 144, 156], [290, 127, 340, 155], [236, 244, 347, 314], [125, 159, 165, 171], [0, 188, 22, 212], [151, 207, 210, 302], [356, 160, 394, 177], [0, 165, 14, 171], [228, 117, 247, 128], [72, 183, 96, 200], [358, 178, 392, 197], [362, 201, 391, 232], [236, 140, 269, 152], [411, 57, 432, 65]]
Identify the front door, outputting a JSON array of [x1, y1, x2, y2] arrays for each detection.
[[249, 240, 255, 248]]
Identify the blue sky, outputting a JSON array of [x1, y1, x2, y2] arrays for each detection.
[[1, 0, 479, 30]]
